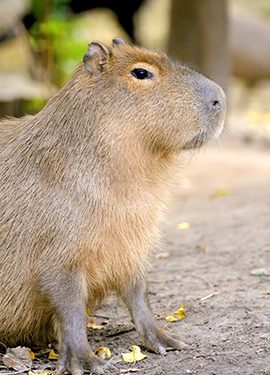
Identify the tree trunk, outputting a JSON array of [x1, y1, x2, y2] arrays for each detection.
[[168, 0, 230, 89]]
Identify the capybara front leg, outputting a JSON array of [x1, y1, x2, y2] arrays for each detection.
[[40, 271, 112, 375], [121, 274, 190, 354]]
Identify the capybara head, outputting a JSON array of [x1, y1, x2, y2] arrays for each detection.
[[80, 38, 226, 155]]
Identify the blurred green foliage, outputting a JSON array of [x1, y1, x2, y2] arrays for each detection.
[[23, 96, 48, 114], [28, 0, 89, 85]]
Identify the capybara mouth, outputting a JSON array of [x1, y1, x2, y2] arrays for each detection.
[[183, 119, 225, 150], [183, 136, 207, 150]]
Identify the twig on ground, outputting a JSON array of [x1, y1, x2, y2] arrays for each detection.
[[200, 292, 219, 301]]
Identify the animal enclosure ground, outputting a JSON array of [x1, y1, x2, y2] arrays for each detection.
[[1, 126, 270, 375]]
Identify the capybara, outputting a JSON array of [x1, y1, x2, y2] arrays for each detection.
[[0, 39, 226, 374]]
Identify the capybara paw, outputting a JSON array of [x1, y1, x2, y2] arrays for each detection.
[[169, 333, 193, 346], [154, 336, 191, 353], [143, 327, 191, 354], [55, 351, 114, 375]]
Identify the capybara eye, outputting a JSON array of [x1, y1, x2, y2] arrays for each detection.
[[131, 68, 154, 79]]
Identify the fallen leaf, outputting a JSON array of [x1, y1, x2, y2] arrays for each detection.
[[87, 319, 106, 329], [198, 244, 208, 253], [3, 346, 32, 371], [95, 347, 111, 360], [29, 371, 54, 375], [48, 350, 59, 360], [29, 350, 35, 360], [251, 268, 265, 276], [86, 307, 91, 317], [121, 346, 147, 363], [154, 251, 170, 259], [176, 222, 190, 230], [261, 289, 270, 295], [165, 305, 186, 322], [213, 188, 229, 198]]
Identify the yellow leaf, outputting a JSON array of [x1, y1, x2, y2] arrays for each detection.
[[95, 347, 111, 360], [213, 188, 229, 198], [86, 307, 91, 317], [48, 350, 59, 360], [176, 222, 190, 230], [87, 319, 105, 329], [121, 346, 147, 363], [198, 244, 208, 253], [29, 371, 53, 375], [261, 289, 270, 295], [29, 350, 35, 360], [165, 305, 186, 322]]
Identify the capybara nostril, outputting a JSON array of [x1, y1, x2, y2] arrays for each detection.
[[205, 82, 226, 114], [212, 100, 220, 111]]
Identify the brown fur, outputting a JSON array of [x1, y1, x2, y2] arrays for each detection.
[[0, 40, 225, 374]]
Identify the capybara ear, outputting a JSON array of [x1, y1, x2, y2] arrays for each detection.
[[83, 42, 110, 75], [112, 38, 125, 46]]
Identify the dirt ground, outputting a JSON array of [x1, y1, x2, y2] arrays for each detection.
[[1, 119, 270, 375]]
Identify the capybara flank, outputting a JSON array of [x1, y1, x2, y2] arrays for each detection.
[[0, 39, 226, 374]]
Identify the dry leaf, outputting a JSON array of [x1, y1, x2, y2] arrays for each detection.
[[154, 251, 170, 259], [87, 319, 106, 329], [29, 371, 54, 375], [176, 222, 190, 230], [48, 350, 59, 360], [213, 188, 229, 198], [29, 350, 35, 360], [3, 346, 32, 371], [261, 289, 270, 295], [86, 307, 91, 317], [198, 245, 208, 253], [95, 347, 111, 360], [165, 305, 186, 322], [121, 346, 147, 363]]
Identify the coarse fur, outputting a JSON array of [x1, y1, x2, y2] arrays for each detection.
[[0, 40, 226, 374]]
